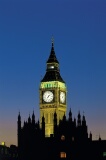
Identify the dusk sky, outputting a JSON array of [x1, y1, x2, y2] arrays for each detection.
[[0, 0, 106, 146]]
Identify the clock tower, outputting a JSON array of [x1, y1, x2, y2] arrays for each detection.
[[39, 39, 67, 137]]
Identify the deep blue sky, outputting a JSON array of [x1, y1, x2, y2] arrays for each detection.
[[0, 0, 106, 146]]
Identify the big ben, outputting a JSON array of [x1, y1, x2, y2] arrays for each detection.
[[39, 39, 67, 137]]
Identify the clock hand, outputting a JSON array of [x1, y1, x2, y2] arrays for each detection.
[[47, 95, 50, 98]]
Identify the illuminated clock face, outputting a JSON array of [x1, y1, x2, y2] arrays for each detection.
[[60, 91, 65, 103], [43, 91, 54, 103]]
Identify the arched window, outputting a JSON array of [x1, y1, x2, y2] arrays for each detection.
[[72, 136, 74, 141], [60, 152, 66, 158], [61, 135, 65, 141]]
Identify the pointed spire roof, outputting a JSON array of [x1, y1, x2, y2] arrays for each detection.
[[82, 111, 86, 121], [28, 114, 31, 123], [41, 38, 65, 83], [63, 112, 66, 121], [42, 114, 45, 122], [69, 108, 72, 117], [54, 110, 57, 118], [18, 111, 21, 121], [46, 37, 59, 64], [78, 111, 81, 119], [32, 110, 35, 123]]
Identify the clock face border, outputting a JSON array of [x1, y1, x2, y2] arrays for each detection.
[[60, 91, 66, 104], [42, 90, 54, 103]]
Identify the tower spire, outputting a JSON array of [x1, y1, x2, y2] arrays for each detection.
[[51, 36, 54, 47], [41, 38, 65, 82]]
